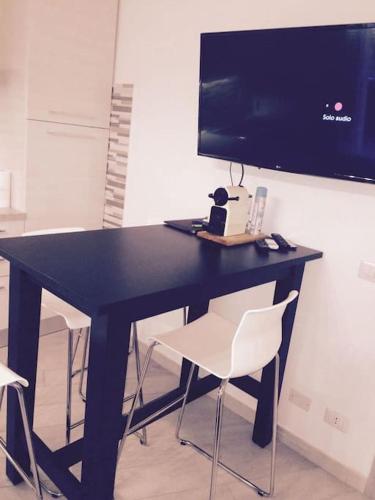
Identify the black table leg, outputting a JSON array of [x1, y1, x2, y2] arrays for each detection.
[[6, 266, 42, 483], [80, 308, 131, 500], [252, 264, 305, 447], [179, 301, 209, 389]]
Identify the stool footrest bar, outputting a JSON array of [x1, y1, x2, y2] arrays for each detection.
[[68, 392, 139, 432], [128, 394, 186, 435], [179, 438, 271, 497], [40, 478, 63, 498]]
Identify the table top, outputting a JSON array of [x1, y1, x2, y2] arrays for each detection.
[[0, 226, 322, 316]]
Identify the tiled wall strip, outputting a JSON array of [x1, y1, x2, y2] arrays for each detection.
[[103, 83, 133, 228]]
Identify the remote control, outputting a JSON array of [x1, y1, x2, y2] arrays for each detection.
[[255, 239, 270, 252], [255, 238, 279, 252], [271, 233, 290, 251], [265, 237, 279, 250]]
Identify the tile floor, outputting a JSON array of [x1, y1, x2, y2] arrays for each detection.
[[0, 331, 369, 499]]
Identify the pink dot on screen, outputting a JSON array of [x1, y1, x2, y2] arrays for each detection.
[[335, 102, 343, 111]]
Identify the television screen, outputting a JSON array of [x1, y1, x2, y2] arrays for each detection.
[[198, 23, 375, 184]]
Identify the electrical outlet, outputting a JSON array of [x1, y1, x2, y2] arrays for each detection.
[[358, 261, 375, 283], [324, 408, 350, 433], [288, 388, 311, 412]]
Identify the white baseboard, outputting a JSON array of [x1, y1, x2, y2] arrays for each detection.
[[277, 425, 367, 494], [144, 340, 368, 495]]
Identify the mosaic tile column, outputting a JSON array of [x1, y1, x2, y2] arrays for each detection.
[[102, 83, 133, 228]]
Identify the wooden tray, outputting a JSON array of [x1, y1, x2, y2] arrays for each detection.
[[197, 231, 265, 246]]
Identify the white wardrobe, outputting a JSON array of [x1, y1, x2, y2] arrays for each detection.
[[25, 0, 118, 230]]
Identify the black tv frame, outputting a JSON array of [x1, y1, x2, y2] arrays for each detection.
[[198, 22, 375, 185]]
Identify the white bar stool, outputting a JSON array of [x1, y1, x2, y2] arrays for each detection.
[[0, 363, 42, 499], [118, 290, 298, 499], [22, 228, 147, 446]]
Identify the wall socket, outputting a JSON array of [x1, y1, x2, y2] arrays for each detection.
[[358, 261, 375, 283], [324, 408, 350, 433], [288, 388, 312, 412]]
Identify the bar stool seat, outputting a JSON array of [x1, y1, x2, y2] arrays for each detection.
[[42, 291, 90, 330], [0, 364, 28, 388], [153, 313, 236, 379]]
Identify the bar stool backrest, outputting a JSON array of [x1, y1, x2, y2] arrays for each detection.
[[229, 290, 299, 378]]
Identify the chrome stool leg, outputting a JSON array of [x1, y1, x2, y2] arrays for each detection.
[[76, 324, 143, 403], [117, 341, 157, 463], [133, 323, 148, 445], [39, 479, 62, 498], [175, 354, 280, 498], [175, 363, 196, 441], [0, 382, 61, 498], [210, 379, 228, 499], [69, 324, 148, 445], [176, 369, 229, 500], [268, 353, 280, 497], [128, 325, 135, 355], [4, 383, 43, 499], [78, 326, 90, 403], [16, 384, 43, 499], [183, 307, 188, 326], [65, 329, 74, 445], [65, 327, 87, 444], [0, 386, 5, 411]]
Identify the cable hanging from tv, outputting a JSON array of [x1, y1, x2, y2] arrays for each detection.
[[229, 162, 245, 187]]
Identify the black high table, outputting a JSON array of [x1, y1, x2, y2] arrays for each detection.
[[0, 225, 322, 499]]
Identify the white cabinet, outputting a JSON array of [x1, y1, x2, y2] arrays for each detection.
[[24, 1, 118, 230], [27, 0, 118, 128], [26, 121, 108, 231]]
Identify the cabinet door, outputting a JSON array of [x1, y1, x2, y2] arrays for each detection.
[[27, 0, 118, 128], [26, 121, 108, 231]]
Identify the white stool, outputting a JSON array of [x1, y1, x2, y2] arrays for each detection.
[[22, 228, 147, 447], [119, 290, 298, 499], [0, 364, 42, 499]]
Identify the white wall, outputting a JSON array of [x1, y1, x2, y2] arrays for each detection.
[[115, 0, 375, 484], [0, 0, 27, 210]]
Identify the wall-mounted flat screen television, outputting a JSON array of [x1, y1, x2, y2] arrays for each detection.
[[198, 23, 375, 184]]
